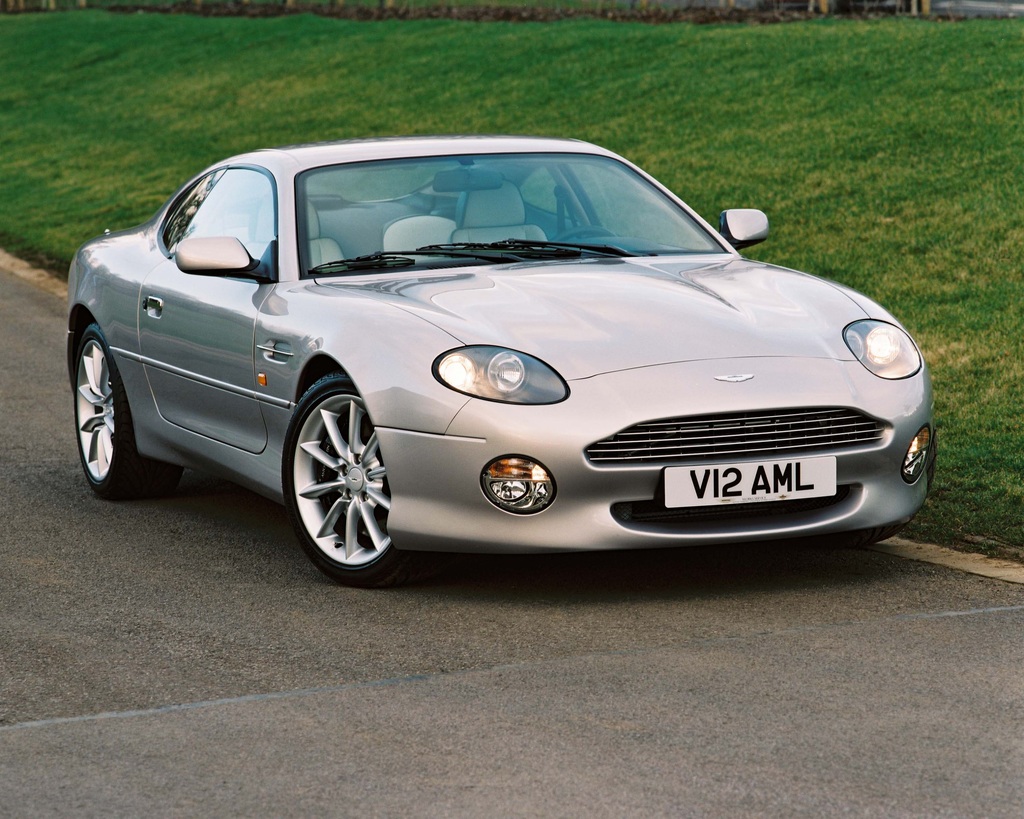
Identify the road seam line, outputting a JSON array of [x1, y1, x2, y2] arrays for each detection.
[[3, 602, 1023, 736]]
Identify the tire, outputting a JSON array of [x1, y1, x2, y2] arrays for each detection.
[[837, 524, 906, 549], [283, 374, 435, 588], [73, 324, 183, 500]]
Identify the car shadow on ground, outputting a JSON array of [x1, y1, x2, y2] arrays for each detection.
[[428, 541, 893, 603], [152, 470, 904, 606]]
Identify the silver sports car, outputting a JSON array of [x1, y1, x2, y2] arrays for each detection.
[[68, 136, 935, 587]]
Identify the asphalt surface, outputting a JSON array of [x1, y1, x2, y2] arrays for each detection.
[[1, 264, 1022, 817]]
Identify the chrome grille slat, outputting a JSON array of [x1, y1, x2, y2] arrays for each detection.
[[609, 422, 880, 446], [642, 407, 842, 420], [614, 421, 880, 442], [586, 408, 886, 465], [638, 409, 849, 429]]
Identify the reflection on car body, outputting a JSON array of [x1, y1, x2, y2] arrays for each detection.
[[67, 136, 935, 587]]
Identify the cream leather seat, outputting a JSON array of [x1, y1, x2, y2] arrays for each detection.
[[450, 183, 546, 244], [306, 202, 343, 269], [382, 215, 456, 251]]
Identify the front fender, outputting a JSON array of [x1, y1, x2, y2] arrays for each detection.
[[256, 281, 473, 435]]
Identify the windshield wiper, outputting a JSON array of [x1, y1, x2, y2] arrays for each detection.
[[309, 239, 634, 275], [420, 239, 632, 258], [309, 246, 520, 275], [310, 252, 420, 274]]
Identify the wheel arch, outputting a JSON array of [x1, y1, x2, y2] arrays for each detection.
[[295, 354, 353, 402], [67, 304, 99, 386]]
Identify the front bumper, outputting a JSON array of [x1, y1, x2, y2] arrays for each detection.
[[377, 357, 933, 554]]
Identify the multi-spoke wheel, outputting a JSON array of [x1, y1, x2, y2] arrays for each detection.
[[73, 324, 182, 499], [284, 374, 430, 588], [76, 334, 116, 484]]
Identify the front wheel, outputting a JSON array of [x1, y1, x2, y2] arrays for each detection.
[[283, 374, 431, 588]]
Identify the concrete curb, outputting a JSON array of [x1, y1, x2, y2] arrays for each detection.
[[869, 538, 1024, 585], [0, 248, 67, 299]]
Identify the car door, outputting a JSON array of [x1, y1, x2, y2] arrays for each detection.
[[139, 167, 277, 454]]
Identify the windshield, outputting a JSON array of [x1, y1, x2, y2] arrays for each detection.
[[296, 152, 724, 276]]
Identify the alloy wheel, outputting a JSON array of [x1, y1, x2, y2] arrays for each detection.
[[291, 394, 392, 567], [76, 338, 115, 482]]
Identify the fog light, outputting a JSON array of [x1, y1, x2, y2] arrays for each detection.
[[482, 457, 555, 514], [902, 426, 932, 483]]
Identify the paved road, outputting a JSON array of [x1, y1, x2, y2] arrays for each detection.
[[1, 266, 1022, 816]]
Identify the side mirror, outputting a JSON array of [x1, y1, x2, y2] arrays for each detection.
[[175, 236, 256, 274], [719, 209, 770, 250]]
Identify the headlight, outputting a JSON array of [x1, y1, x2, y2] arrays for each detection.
[[433, 346, 568, 404], [843, 320, 922, 380]]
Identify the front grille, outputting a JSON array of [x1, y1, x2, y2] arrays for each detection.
[[586, 408, 885, 466], [612, 487, 851, 526]]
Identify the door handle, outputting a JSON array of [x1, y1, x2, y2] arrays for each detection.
[[144, 295, 164, 318]]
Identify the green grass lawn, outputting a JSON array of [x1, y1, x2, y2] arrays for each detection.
[[2, 11, 1022, 554]]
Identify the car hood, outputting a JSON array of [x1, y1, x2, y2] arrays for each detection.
[[320, 256, 869, 380]]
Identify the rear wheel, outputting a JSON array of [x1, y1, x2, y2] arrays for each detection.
[[283, 374, 434, 588], [74, 324, 182, 499]]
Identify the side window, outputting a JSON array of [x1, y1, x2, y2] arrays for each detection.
[[164, 168, 276, 260], [162, 170, 223, 251]]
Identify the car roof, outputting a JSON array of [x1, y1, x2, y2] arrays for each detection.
[[227, 135, 619, 174]]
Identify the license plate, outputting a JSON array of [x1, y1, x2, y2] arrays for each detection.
[[664, 456, 837, 508]]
